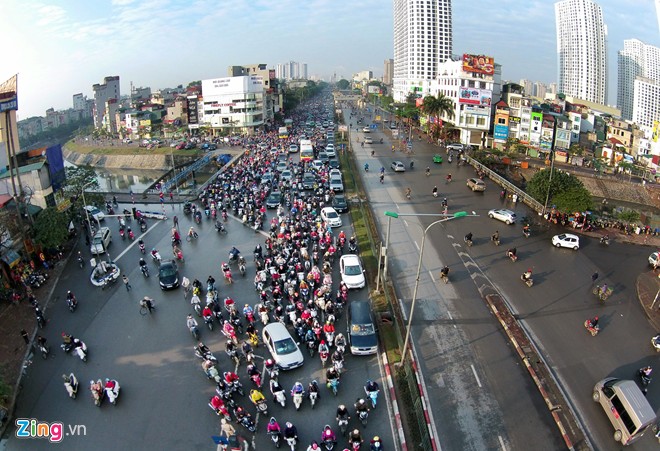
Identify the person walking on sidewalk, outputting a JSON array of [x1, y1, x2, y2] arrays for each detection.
[[20, 329, 29, 344], [122, 275, 132, 291]]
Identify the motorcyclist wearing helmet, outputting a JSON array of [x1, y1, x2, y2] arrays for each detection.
[[349, 429, 363, 444], [291, 381, 305, 396], [365, 379, 379, 394], [196, 342, 211, 358], [370, 436, 383, 449], [250, 388, 265, 405], [283, 422, 298, 439], [267, 417, 281, 433], [308, 380, 320, 398], [321, 424, 336, 443], [186, 314, 198, 331], [355, 398, 369, 414], [326, 367, 339, 382], [307, 441, 320, 451], [336, 404, 350, 421]]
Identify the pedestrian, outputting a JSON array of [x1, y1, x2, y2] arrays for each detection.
[[169, 191, 174, 201], [122, 275, 132, 291], [591, 272, 599, 286], [20, 329, 29, 344], [173, 216, 179, 229], [85, 233, 90, 247]]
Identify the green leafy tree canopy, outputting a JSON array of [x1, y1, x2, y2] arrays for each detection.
[[526, 168, 592, 212], [33, 207, 69, 249], [336, 79, 350, 90]]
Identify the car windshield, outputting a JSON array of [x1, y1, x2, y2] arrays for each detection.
[[160, 266, 177, 277], [351, 324, 375, 335], [344, 264, 362, 276], [274, 338, 297, 355], [326, 211, 338, 219], [92, 236, 103, 244]]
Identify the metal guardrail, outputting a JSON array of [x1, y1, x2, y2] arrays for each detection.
[[467, 156, 545, 214], [161, 154, 212, 193]]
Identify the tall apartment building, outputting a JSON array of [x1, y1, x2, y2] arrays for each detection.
[[393, 0, 453, 102], [383, 59, 394, 85], [275, 61, 308, 80], [632, 77, 660, 128], [519, 79, 533, 96], [72, 93, 86, 111], [92, 76, 120, 129], [617, 39, 660, 120], [555, 0, 608, 104]]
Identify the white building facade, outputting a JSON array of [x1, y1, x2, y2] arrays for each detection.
[[92, 76, 120, 129], [429, 57, 500, 146], [618, 39, 660, 121], [393, 0, 453, 102], [632, 77, 660, 129], [555, 0, 608, 104], [200, 76, 265, 135]]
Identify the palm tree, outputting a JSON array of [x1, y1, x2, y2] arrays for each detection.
[[422, 94, 455, 142]]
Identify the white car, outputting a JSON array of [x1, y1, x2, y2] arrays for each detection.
[[649, 252, 659, 267], [288, 145, 299, 153], [340, 254, 366, 289], [552, 233, 580, 250], [325, 144, 336, 157], [364, 137, 373, 144], [262, 323, 304, 370], [311, 160, 324, 171], [488, 209, 517, 225], [362, 127, 371, 133], [84, 205, 105, 223], [329, 178, 344, 192], [391, 161, 406, 172], [281, 170, 293, 181], [321, 207, 342, 227], [275, 161, 288, 172], [329, 169, 342, 179]]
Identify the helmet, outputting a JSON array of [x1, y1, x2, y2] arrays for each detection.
[[152, 248, 156, 251], [67, 290, 71, 294], [374, 436, 380, 441], [286, 422, 293, 428], [339, 404, 346, 409], [594, 316, 599, 321], [269, 417, 277, 424], [221, 419, 227, 425], [187, 314, 192, 318], [366, 379, 372, 385], [236, 406, 244, 413], [353, 429, 359, 434]]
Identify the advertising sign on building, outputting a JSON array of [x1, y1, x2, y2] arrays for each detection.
[[459, 88, 492, 106], [494, 124, 509, 142], [367, 86, 380, 94], [187, 96, 198, 124], [202, 76, 264, 97], [530, 111, 543, 146], [462, 54, 495, 75]]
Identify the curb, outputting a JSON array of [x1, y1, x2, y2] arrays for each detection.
[[636, 271, 660, 331], [484, 294, 580, 450], [381, 352, 407, 451], [408, 351, 439, 451], [0, 242, 76, 440]]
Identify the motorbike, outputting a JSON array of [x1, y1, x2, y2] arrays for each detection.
[[205, 365, 222, 384], [463, 236, 473, 247], [358, 409, 369, 427], [268, 430, 283, 448], [366, 389, 379, 408], [141, 265, 150, 278], [90, 379, 104, 406], [506, 251, 518, 262], [229, 379, 245, 396], [272, 388, 286, 407], [77, 255, 85, 269], [286, 436, 297, 451], [254, 399, 268, 415], [584, 319, 599, 336], [309, 390, 318, 409], [190, 324, 200, 340], [328, 378, 340, 396], [67, 297, 78, 313], [250, 372, 262, 388], [195, 348, 217, 363], [139, 243, 146, 254], [652, 335, 660, 352], [119, 228, 125, 240], [523, 228, 531, 238], [38, 342, 50, 359], [208, 397, 232, 421], [151, 251, 162, 264], [307, 339, 317, 357], [215, 222, 227, 234], [236, 412, 256, 432], [600, 236, 610, 246], [593, 285, 612, 301], [638, 368, 652, 394], [337, 416, 349, 436], [63, 373, 78, 398], [521, 273, 533, 287], [104, 379, 120, 405], [140, 222, 148, 233], [204, 315, 214, 331], [320, 350, 329, 367], [293, 391, 304, 410], [323, 437, 336, 450], [491, 236, 500, 246], [351, 439, 362, 451]]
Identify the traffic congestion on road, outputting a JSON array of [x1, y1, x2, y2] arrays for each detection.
[[6, 91, 394, 451]]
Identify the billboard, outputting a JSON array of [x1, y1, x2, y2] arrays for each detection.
[[653, 120, 659, 143], [462, 54, 495, 76], [187, 96, 198, 124], [459, 88, 492, 106], [0, 75, 18, 112], [530, 111, 543, 146], [202, 76, 264, 97], [367, 86, 380, 94], [494, 125, 509, 141]]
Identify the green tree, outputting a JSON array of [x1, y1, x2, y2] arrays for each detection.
[[421, 94, 455, 122], [617, 209, 640, 223], [552, 187, 593, 213], [33, 207, 69, 249], [336, 79, 350, 90], [526, 168, 590, 209], [62, 166, 102, 209]]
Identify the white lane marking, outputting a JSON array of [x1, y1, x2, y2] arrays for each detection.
[[498, 435, 507, 451], [429, 270, 435, 282], [470, 364, 482, 388], [398, 299, 407, 321], [414, 241, 420, 251], [447, 311, 457, 329], [113, 221, 162, 262]]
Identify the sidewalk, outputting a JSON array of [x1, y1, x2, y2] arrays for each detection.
[[637, 271, 660, 331]]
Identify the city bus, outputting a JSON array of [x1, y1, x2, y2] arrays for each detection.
[[300, 139, 314, 162]]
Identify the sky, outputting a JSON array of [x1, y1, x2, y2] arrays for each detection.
[[1, 0, 659, 119]]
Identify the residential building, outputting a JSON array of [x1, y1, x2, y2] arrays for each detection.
[[275, 61, 308, 80], [618, 39, 660, 120], [500, 84, 526, 141], [384, 59, 394, 85], [519, 79, 533, 96], [633, 77, 660, 129], [200, 75, 265, 135], [102, 98, 119, 134], [548, 82, 558, 94], [393, 0, 453, 102], [92, 76, 120, 129], [165, 97, 188, 126], [132, 86, 152, 101], [228, 64, 280, 127], [0, 161, 53, 209], [533, 82, 547, 99], [353, 71, 373, 82], [493, 100, 510, 148], [555, 0, 608, 104], [72, 93, 86, 111], [430, 55, 501, 147]]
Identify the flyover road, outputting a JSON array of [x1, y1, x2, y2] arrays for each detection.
[[347, 107, 660, 450], [3, 186, 397, 447]]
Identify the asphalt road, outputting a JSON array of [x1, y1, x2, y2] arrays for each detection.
[[4, 176, 396, 448], [348, 106, 660, 450]]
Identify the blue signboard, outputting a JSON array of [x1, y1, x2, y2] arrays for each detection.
[[494, 124, 509, 141], [370, 124, 377, 129]]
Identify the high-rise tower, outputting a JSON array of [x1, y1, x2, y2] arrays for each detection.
[[555, 0, 608, 104], [393, 0, 453, 102], [618, 39, 660, 120]]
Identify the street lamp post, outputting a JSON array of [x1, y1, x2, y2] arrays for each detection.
[[383, 211, 471, 367]]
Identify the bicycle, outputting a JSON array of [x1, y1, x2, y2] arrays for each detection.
[[140, 299, 155, 315]]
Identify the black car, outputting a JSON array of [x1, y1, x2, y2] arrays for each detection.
[[332, 194, 349, 213], [266, 191, 282, 209], [159, 260, 179, 290], [328, 159, 340, 170]]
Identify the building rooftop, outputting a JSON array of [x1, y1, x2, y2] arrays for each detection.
[[0, 161, 46, 180]]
